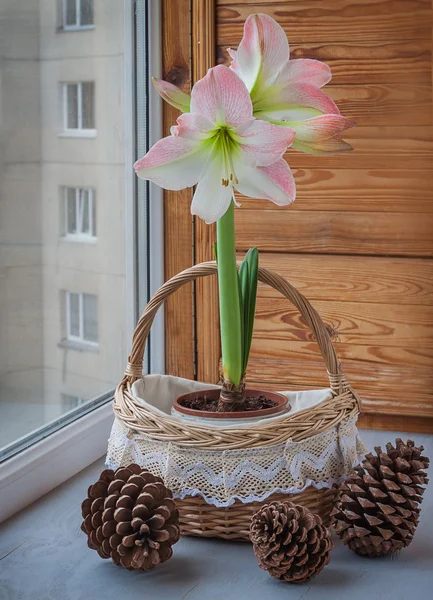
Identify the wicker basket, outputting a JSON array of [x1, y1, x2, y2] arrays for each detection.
[[113, 261, 362, 540]]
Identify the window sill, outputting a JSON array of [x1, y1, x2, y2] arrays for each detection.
[[61, 235, 97, 244], [58, 339, 99, 353], [0, 400, 113, 523], [59, 130, 97, 139], [58, 25, 95, 33]]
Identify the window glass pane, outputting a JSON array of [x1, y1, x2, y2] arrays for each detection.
[[62, 394, 86, 410], [66, 187, 77, 233], [68, 293, 80, 337], [80, 0, 94, 26], [81, 189, 90, 234], [0, 2, 140, 457], [83, 294, 98, 343], [66, 84, 78, 129], [82, 82, 94, 129], [65, 0, 77, 26], [92, 192, 97, 236]]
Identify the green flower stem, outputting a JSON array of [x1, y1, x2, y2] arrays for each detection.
[[216, 199, 243, 387]]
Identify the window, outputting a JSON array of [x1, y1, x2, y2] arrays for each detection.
[[62, 394, 87, 410], [66, 292, 98, 345], [64, 187, 96, 239], [62, 0, 94, 30], [0, 0, 160, 509], [63, 82, 95, 135]]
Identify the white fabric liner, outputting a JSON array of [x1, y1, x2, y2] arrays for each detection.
[[131, 374, 333, 426], [106, 375, 365, 507]]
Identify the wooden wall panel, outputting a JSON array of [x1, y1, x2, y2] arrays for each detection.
[[217, 42, 431, 85], [239, 168, 433, 212], [162, 0, 194, 379], [215, 0, 433, 431], [217, 1, 432, 44], [192, 0, 221, 385], [235, 210, 433, 257], [161, 1, 433, 431]]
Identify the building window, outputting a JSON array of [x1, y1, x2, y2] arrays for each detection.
[[63, 82, 95, 134], [64, 187, 96, 239], [66, 292, 98, 345], [62, 394, 87, 410], [62, 0, 94, 30]]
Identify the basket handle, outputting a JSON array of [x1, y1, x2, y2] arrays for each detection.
[[124, 261, 349, 394]]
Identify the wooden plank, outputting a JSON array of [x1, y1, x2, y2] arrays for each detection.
[[252, 297, 433, 346], [216, 0, 432, 43], [162, 0, 195, 379], [192, 0, 221, 385], [235, 210, 433, 257], [327, 84, 431, 127], [245, 254, 433, 306], [246, 360, 433, 417], [249, 339, 433, 369], [287, 127, 433, 171], [217, 41, 431, 84], [358, 413, 433, 434], [238, 168, 433, 213]]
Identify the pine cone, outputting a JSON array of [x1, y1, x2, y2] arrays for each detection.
[[81, 464, 180, 570], [250, 501, 333, 584], [332, 438, 429, 557]]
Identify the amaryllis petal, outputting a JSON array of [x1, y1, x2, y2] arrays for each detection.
[[234, 158, 296, 206], [191, 154, 234, 223], [171, 113, 215, 141], [152, 77, 191, 113], [190, 65, 252, 127], [227, 48, 242, 78], [276, 58, 331, 89], [292, 137, 353, 155], [233, 119, 295, 167], [288, 114, 355, 154], [236, 13, 289, 94], [134, 135, 211, 190], [253, 82, 339, 120], [288, 114, 355, 142]]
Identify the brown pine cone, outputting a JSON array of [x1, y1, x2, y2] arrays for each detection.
[[250, 501, 333, 584], [331, 438, 429, 557], [81, 464, 180, 571]]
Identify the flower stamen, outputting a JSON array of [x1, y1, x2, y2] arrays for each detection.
[[219, 127, 238, 188]]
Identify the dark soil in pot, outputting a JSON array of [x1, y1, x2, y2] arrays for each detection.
[[181, 395, 276, 412], [174, 388, 289, 419]]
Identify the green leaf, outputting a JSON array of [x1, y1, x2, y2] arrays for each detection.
[[241, 248, 259, 374], [238, 259, 249, 373], [214, 242, 218, 264]]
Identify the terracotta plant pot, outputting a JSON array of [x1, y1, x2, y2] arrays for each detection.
[[172, 388, 289, 421]]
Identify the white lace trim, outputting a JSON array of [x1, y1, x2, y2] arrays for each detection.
[[106, 413, 366, 507]]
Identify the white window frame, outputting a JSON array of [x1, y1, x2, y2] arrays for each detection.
[[66, 291, 99, 347], [0, 0, 163, 525], [62, 0, 95, 31], [61, 82, 96, 138], [63, 186, 96, 241]]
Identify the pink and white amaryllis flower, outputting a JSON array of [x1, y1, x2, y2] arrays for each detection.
[[135, 65, 296, 223], [228, 13, 354, 155], [152, 14, 354, 156]]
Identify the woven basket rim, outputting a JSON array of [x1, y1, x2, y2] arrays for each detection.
[[114, 261, 361, 450], [113, 380, 359, 450]]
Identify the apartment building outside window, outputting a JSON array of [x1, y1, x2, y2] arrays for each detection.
[[1, 1, 160, 514], [63, 82, 95, 135], [61, 394, 87, 410], [64, 187, 96, 239], [66, 292, 98, 346], [62, 0, 94, 30]]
